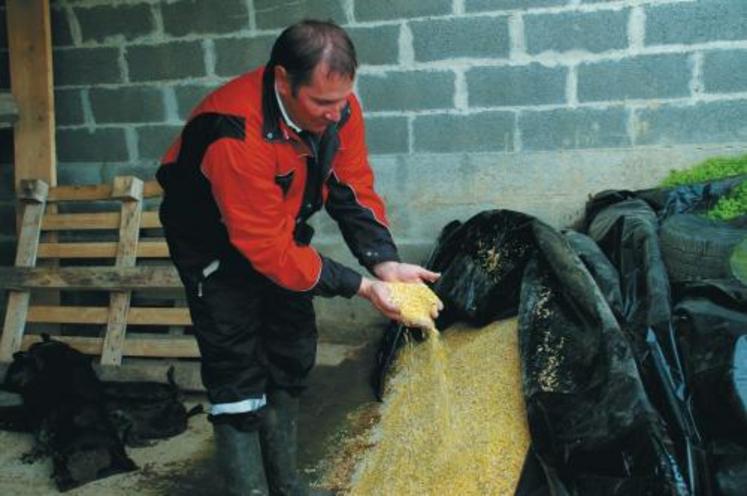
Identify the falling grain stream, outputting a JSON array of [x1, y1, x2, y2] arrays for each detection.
[[347, 319, 530, 495]]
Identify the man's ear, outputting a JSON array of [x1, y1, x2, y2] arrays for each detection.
[[274, 65, 290, 97]]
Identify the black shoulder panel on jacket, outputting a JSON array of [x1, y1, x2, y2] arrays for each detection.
[[156, 112, 247, 271], [177, 112, 246, 170]]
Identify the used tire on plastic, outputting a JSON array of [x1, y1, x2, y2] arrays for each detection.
[[659, 214, 747, 283]]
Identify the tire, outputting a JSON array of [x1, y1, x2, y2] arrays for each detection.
[[659, 214, 747, 283]]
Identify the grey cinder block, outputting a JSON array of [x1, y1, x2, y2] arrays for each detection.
[[467, 64, 566, 107], [578, 54, 690, 102], [414, 111, 515, 152]]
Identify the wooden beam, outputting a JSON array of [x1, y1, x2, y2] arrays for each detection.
[[0, 360, 205, 391], [0, 183, 48, 361], [102, 177, 145, 365], [48, 184, 114, 202], [27, 305, 192, 326], [21, 334, 200, 358], [41, 211, 162, 231], [0, 92, 19, 128], [47, 182, 160, 202], [0, 266, 183, 291], [37, 240, 170, 259], [7, 0, 56, 188], [143, 180, 163, 198], [95, 360, 204, 391]]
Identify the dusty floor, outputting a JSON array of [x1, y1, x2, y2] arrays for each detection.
[[0, 338, 382, 495]]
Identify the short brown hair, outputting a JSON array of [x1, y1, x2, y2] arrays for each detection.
[[266, 19, 357, 95]]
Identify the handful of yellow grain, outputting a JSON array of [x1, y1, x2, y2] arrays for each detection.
[[387, 282, 443, 332]]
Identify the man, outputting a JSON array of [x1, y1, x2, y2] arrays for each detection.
[[156, 20, 439, 495]]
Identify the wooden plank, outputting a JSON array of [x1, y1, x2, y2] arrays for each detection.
[[41, 211, 162, 231], [37, 240, 170, 259], [143, 180, 163, 198], [102, 177, 144, 365], [0, 91, 19, 128], [42, 212, 120, 230], [95, 360, 204, 391], [7, 0, 56, 189], [141, 211, 162, 229], [0, 266, 182, 291], [47, 184, 114, 202], [0, 182, 49, 361], [27, 305, 192, 326], [0, 360, 205, 391], [21, 334, 199, 358]]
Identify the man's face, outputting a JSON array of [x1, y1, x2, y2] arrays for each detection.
[[275, 62, 354, 135]]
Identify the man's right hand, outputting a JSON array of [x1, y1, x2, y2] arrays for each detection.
[[357, 277, 402, 321]]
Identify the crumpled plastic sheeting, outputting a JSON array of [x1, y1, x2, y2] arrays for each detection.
[[519, 221, 689, 496], [430, 210, 536, 327], [584, 174, 747, 224], [586, 198, 711, 493], [673, 280, 747, 496]]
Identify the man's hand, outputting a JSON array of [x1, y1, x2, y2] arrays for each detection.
[[357, 277, 401, 321], [372, 261, 440, 283]]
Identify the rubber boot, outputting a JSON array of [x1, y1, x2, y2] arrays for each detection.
[[214, 420, 269, 496], [259, 390, 333, 496]]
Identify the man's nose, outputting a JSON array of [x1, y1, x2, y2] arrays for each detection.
[[324, 103, 345, 122]]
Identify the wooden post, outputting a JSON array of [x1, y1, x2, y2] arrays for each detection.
[[6, 0, 56, 188], [6, 0, 59, 337], [101, 177, 144, 366], [0, 180, 48, 361]]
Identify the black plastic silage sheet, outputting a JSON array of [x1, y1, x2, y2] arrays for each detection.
[[673, 280, 747, 496], [518, 221, 690, 496], [372, 195, 746, 495]]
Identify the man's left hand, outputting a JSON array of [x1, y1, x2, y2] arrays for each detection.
[[373, 261, 440, 283]]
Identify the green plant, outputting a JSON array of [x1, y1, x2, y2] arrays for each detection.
[[660, 154, 747, 220], [661, 155, 747, 187], [708, 181, 747, 221]]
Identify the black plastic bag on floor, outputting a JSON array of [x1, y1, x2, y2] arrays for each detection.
[[1, 336, 201, 491], [519, 220, 690, 495], [585, 174, 746, 225], [586, 198, 707, 494], [103, 369, 203, 447], [3, 336, 136, 492], [673, 280, 747, 496]]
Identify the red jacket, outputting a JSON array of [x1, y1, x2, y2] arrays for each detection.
[[156, 67, 399, 297]]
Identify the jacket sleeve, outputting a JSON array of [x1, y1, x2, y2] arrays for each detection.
[[325, 96, 400, 273], [202, 133, 362, 298]]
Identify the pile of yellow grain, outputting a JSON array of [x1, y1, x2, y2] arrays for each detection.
[[346, 319, 530, 495]]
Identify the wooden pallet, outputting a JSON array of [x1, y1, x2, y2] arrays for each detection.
[[0, 177, 203, 388]]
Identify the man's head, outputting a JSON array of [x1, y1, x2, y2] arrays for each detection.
[[268, 20, 357, 134]]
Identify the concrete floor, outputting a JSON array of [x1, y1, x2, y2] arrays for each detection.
[[0, 337, 382, 495]]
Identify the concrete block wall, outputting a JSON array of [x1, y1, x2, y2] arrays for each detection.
[[2, 0, 747, 336]]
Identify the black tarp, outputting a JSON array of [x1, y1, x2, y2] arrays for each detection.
[[673, 280, 747, 496], [586, 198, 708, 494], [370, 189, 746, 495], [518, 220, 689, 495]]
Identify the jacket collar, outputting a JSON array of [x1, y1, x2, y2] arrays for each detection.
[[261, 66, 288, 142], [274, 84, 302, 134], [261, 65, 352, 143]]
